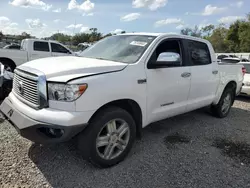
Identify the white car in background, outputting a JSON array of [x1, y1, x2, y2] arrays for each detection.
[[239, 62, 250, 96]]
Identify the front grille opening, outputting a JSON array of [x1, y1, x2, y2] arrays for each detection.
[[13, 71, 39, 106]]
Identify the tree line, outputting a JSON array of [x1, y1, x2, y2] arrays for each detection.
[[181, 13, 250, 53], [1, 13, 249, 52], [48, 13, 250, 53]]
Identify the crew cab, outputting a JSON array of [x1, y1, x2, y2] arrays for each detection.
[[0, 33, 244, 168], [0, 39, 75, 72]]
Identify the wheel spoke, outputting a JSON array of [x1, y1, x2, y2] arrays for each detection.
[[104, 143, 115, 159], [118, 138, 126, 146], [222, 103, 228, 111], [107, 120, 117, 134], [96, 136, 110, 147], [117, 123, 129, 138], [116, 142, 125, 151]]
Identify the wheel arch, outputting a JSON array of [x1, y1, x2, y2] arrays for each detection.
[[0, 57, 16, 70], [88, 99, 143, 138], [225, 81, 237, 105], [214, 80, 237, 105]]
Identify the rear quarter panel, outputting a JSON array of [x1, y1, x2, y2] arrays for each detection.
[[212, 64, 244, 104]]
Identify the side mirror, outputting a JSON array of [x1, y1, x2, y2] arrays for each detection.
[[149, 52, 181, 68]]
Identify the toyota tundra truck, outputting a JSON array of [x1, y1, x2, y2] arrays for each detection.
[[0, 33, 244, 168]]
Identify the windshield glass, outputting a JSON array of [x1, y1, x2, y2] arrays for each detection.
[[243, 64, 250, 73], [79, 35, 156, 64]]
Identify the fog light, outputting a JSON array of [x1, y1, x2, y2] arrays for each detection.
[[39, 127, 64, 138]]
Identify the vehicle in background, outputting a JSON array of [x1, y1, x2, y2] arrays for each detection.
[[0, 63, 13, 100], [0, 39, 75, 72], [240, 58, 250, 62], [217, 54, 239, 60], [0, 33, 244, 168], [239, 62, 250, 96], [220, 57, 242, 64], [75, 42, 92, 55], [218, 56, 250, 64], [3, 43, 21, 50]]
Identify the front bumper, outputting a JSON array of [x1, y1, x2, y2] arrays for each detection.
[[240, 85, 250, 96], [0, 96, 89, 144]]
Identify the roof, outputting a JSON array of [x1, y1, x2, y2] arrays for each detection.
[[118, 32, 210, 43], [119, 32, 164, 36], [22, 38, 60, 43]]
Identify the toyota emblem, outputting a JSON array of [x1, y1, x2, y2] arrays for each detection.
[[17, 81, 24, 95]]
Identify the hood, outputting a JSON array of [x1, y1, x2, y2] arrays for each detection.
[[19, 56, 127, 82]]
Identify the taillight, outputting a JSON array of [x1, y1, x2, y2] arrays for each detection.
[[242, 67, 246, 76]]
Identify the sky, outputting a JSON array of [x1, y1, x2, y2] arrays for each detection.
[[0, 0, 249, 38]]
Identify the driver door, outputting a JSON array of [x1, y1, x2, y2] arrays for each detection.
[[145, 38, 192, 124]]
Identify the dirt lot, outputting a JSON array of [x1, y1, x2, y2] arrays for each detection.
[[1, 97, 250, 188]]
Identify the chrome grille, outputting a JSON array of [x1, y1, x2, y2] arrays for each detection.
[[13, 70, 39, 106]]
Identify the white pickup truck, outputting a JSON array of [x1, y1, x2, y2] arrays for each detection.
[[0, 39, 75, 72], [0, 33, 244, 168]]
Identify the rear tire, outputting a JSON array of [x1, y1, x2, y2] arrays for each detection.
[[211, 87, 234, 118], [77, 107, 136, 168]]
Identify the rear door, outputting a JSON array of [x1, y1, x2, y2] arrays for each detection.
[[29, 41, 52, 60], [50, 42, 73, 57], [184, 39, 219, 111]]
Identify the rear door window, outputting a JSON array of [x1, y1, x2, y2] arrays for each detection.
[[187, 40, 212, 66], [33, 41, 50, 52]]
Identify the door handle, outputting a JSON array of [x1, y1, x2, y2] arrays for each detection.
[[181, 72, 191, 78], [212, 70, 218, 75]]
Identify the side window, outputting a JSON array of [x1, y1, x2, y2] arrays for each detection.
[[187, 41, 211, 66], [148, 40, 182, 68], [33, 42, 50, 52], [9, 45, 20, 49], [51, 43, 71, 54]]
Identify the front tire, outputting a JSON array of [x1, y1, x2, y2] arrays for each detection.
[[211, 87, 234, 118], [77, 107, 136, 168]]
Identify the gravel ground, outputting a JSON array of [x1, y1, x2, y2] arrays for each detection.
[[1, 97, 250, 188]]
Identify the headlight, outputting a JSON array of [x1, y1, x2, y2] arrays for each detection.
[[48, 83, 88, 102]]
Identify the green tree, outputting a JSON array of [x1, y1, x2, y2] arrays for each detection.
[[226, 20, 241, 52], [50, 33, 71, 44], [207, 25, 229, 52], [181, 25, 202, 37], [201, 24, 215, 38], [238, 14, 250, 52]]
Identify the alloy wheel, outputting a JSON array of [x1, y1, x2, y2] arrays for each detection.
[[96, 119, 130, 160]]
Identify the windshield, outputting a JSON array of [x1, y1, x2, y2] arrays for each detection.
[[243, 64, 250, 73], [79, 35, 156, 64]]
